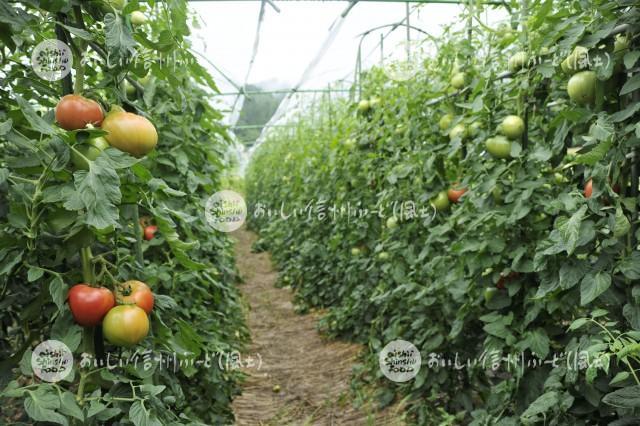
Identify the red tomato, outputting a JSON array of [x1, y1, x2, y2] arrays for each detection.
[[68, 284, 115, 327], [143, 225, 158, 241], [447, 187, 467, 203], [55, 95, 104, 131], [496, 272, 519, 289], [584, 179, 593, 198], [115, 280, 154, 313]]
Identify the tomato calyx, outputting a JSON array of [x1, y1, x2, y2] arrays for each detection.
[[114, 280, 154, 313]]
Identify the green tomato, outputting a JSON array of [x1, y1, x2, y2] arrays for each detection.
[[561, 46, 589, 74], [378, 251, 390, 260], [431, 191, 450, 212], [439, 113, 453, 131], [130, 11, 148, 25], [485, 135, 512, 159], [357, 100, 370, 113], [491, 186, 502, 203], [124, 80, 136, 96], [449, 123, 467, 141], [71, 136, 110, 170], [554, 172, 567, 184], [386, 216, 398, 229], [468, 121, 482, 137], [369, 97, 381, 108], [508, 51, 528, 73], [343, 138, 356, 149], [139, 74, 151, 85], [484, 287, 498, 303], [500, 115, 525, 140], [351, 247, 361, 256], [567, 71, 596, 105], [450, 72, 466, 89]]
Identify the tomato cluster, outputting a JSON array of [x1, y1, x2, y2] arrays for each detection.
[[55, 94, 158, 166], [67, 280, 154, 347]]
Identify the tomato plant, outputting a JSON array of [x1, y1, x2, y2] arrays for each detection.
[[0, 1, 247, 424], [246, 1, 640, 424]]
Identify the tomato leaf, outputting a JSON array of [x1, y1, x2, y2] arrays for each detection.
[[610, 102, 640, 123], [104, 13, 137, 61], [624, 51, 640, 70], [615, 252, 640, 280], [59, 392, 84, 421], [24, 388, 68, 426], [613, 206, 630, 238], [580, 271, 611, 305], [623, 304, 640, 330], [48, 276, 67, 311], [568, 317, 589, 331], [520, 391, 560, 423], [557, 205, 587, 255], [0, 118, 12, 135], [14, 94, 56, 135], [525, 329, 550, 358], [56, 22, 93, 41], [620, 73, 640, 96], [602, 386, 640, 408], [72, 153, 125, 229]]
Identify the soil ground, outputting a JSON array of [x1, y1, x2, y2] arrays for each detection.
[[231, 227, 405, 426]]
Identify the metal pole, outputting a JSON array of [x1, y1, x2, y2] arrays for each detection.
[[406, 2, 411, 61]]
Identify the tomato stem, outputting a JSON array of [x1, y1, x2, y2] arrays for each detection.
[[130, 204, 144, 267], [80, 246, 94, 284], [72, 6, 86, 95]]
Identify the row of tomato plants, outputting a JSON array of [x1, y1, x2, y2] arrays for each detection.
[[0, 1, 247, 424], [247, 1, 640, 424]]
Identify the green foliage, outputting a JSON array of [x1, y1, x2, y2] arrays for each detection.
[[0, 1, 247, 424], [246, 1, 640, 424]]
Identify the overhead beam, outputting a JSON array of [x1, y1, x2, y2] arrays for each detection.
[[215, 88, 352, 96], [188, 0, 506, 4]]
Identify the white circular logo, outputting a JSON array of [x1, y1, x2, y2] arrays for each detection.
[[379, 340, 421, 382], [31, 340, 73, 383], [31, 39, 73, 81], [205, 190, 247, 232]]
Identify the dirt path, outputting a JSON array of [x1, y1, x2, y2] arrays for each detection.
[[231, 228, 403, 426]]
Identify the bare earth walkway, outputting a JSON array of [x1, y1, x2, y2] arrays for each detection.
[[231, 228, 404, 426]]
